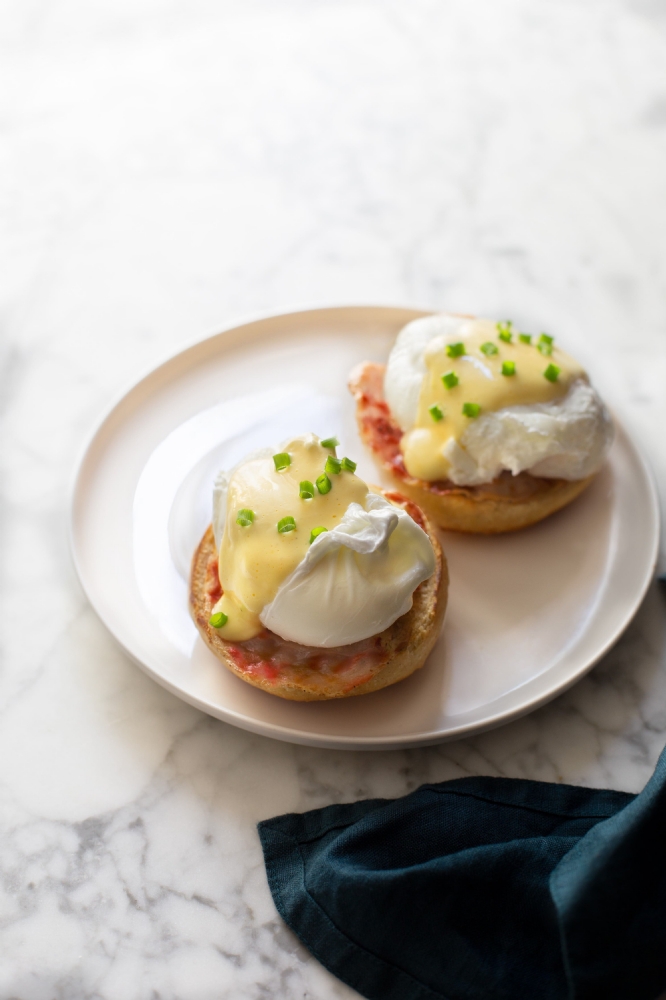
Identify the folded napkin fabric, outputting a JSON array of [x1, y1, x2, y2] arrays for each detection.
[[258, 744, 666, 1000]]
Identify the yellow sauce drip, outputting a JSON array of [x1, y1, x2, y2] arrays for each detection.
[[213, 436, 369, 641], [401, 318, 586, 482]]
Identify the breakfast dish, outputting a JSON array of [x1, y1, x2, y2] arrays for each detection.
[[349, 314, 614, 533], [189, 434, 448, 700], [70, 307, 657, 747]]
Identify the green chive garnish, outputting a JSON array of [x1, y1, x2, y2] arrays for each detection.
[[543, 363, 561, 383], [316, 473, 332, 494], [277, 516, 296, 533], [299, 480, 315, 500], [309, 526, 328, 544], [273, 452, 291, 471], [446, 342, 465, 358], [538, 333, 554, 356], [497, 321, 513, 343], [341, 456, 357, 473], [501, 361, 516, 376], [320, 436, 339, 449], [236, 508, 255, 526], [429, 404, 444, 422], [325, 455, 342, 475], [209, 612, 228, 628], [519, 333, 532, 344], [441, 371, 459, 389], [462, 402, 481, 418], [480, 341, 498, 356]]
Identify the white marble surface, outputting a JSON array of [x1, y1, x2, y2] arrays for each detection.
[[2, 1, 666, 997]]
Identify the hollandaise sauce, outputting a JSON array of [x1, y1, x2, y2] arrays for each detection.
[[401, 319, 586, 481], [212, 436, 368, 641]]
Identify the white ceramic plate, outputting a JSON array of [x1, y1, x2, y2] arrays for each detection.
[[70, 306, 659, 749]]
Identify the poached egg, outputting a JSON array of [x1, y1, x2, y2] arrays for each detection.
[[384, 314, 613, 486], [210, 434, 436, 646]]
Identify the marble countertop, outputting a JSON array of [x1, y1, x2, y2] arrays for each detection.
[[2, 1, 666, 997]]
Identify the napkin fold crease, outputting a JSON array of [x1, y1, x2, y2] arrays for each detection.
[[258, 744, 666, 1000]]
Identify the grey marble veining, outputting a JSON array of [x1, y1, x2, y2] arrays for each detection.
[[1, 1, 666, 997]]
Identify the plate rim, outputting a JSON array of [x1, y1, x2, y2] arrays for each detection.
[[69, 305, 661, 749]]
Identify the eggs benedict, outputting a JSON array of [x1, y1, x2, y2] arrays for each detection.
[[349, 314, 613, 533], [190, 434, 447, 700]]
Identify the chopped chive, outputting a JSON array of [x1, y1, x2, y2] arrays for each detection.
[[277, 516, 296, 533], [429, 403, 444, 422], [538, 333, 554, 356], [543, 363, 561, 383], [209, 612, 228, 628], [273, 452, 291, 471], [519, 333, 532, 344], [501, 361, 516, 376], [309, 526, 328, 544], [236, 508, 255, 526], [497, 320, 513, 343], [316, 472, 332, 494], [446, 342, 465, 358], [441, 371, 459, 389], [341, 456, 357, 473], [320, 436, 339, 449], [480, 341, 499, 356], [299, 480, 315, 500], [462, 402, 481, 418], [325, 455, 342, 475]]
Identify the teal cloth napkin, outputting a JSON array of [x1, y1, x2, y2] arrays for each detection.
[[258, 744, 666, 1000]]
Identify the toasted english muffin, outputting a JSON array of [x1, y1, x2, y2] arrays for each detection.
[[348, 361, 594, 535], [190, 489, 447, 701]]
